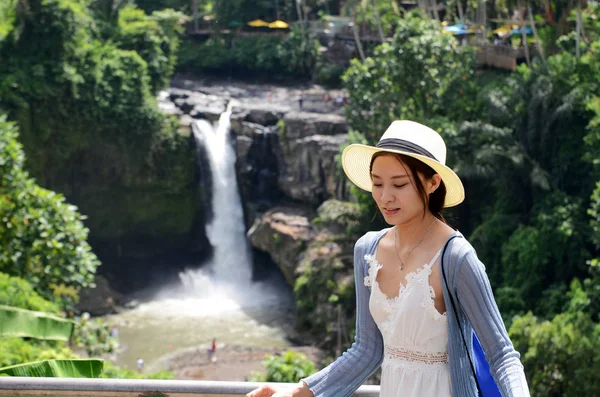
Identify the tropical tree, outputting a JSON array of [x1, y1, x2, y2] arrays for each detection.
[[0, 116, 100, 307], [343, 10, 476, 140]]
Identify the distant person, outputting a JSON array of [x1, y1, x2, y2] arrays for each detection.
[[493, 34, 503, 46], [247, 120, 529, 397], [136, 358, 144, 373], [207, 338, 217, 362], [298, 96, 304, 110]]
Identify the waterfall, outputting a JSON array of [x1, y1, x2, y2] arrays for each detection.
[[182, 105, 252, 289]]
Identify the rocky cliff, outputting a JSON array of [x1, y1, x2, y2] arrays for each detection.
[[162, 77, 359, 349]]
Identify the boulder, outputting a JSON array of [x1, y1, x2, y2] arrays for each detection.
[[247, 206, 316, 286], [76, 275, 123, 316], [231, 103, 290, 126], [231, 120, 269, 137], [172, 91, 227, 121]]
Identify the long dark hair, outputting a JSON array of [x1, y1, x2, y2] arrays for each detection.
[[370, 152, 447, 223]]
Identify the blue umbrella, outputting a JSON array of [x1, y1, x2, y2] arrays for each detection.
[[511, 26, 532, 35], [443, 24, 469, 35]]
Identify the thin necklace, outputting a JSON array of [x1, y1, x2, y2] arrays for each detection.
[[393, 217, 437, 271]]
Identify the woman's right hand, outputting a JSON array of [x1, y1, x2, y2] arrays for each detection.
[[246, 384, 280, 397], [246, 381, 314, 397]]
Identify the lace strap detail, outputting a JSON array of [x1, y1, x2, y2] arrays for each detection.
[[363, 254, 381, 287]]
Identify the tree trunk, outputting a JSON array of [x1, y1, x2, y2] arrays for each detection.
[[296, 0, 306, 36], [192, 0, 198, 31], [296, 0, 304, 24], [417, 0, 433, 18], [457, 0, 465, 24], [519, 1, 531, 66], [528, 3, 547, 66], [576, 0, 582, 59], [431, 0, 440, 20], [351, 4, 366, 60], [371, 0, 386, 42]]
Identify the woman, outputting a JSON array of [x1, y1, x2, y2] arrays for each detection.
[[247, 120, 530, 397]]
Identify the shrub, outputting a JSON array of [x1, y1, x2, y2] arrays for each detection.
[[249, 351, 317, 383]]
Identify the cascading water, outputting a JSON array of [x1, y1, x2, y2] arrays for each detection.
[[181, 104, 252, 288], [108, 105, 294, 372]]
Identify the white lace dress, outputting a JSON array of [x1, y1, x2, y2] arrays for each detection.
[[365, 247, 451, 397]]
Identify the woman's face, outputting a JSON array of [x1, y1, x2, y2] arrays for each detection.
[[371, 155, 429, 225]]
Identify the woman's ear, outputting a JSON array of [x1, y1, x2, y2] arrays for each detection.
[[429, 174, 442, 194]]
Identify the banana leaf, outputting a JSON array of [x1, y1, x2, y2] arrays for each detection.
[[0, 305, 74, 341], [0, 359, 104, 377]]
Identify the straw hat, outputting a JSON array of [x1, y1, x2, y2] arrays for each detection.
[[341, 120, 465, 208]]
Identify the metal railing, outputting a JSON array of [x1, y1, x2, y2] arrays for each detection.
[[0, 377, 381, 397]]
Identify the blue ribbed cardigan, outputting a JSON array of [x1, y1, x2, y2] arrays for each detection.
[[302, 228, 530, 397]]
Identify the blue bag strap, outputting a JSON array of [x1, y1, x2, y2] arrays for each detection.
[[440, 235, 483, 396]]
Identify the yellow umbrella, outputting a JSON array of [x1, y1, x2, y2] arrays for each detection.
[[268, 20, 289, 29], [492, 24, 517, 34], [247, 19, 269, 27]]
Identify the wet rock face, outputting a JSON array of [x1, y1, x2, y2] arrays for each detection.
[[282, 111, 348, 139], [278, 133, 349, 205]]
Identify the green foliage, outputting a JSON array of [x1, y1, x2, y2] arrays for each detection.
[[313, 199, 362, 235], [584, 96, 600, 178], [314, 61, 345, 87], [277, 26, 320, 78], [212, 0, 272, 28], [134, 0, 190, 14], [353, 0, 400, 37], [100, 360, 175, 379], [0, 0, 17, 41], [249, 351, 317, 383], [233, 36, 283, 73], [177, 37, 233, 71], [114, 7, 186, 92], [342, 10, 476, 141], [500, 192, 590, 311], [445, 42, 600, 320], [71, 314, 118, 357], [0, 117, 100, 307], [0, 337, 77, 368], [590, 181, 600, 248], [294, 236, 356, 351], [178, 29, 320, 79], [0, 0, 196, 258], [509, 284, 600, 396], [586, 182, 600, 320], [0, 305, 74, 341], [0, 273, 60, 313], [469, 213, 519, 286], [0, 358, 104, 377], [0, 0, 184, 150]]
